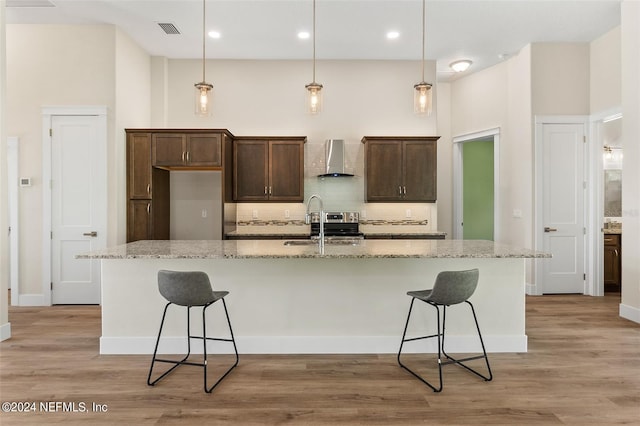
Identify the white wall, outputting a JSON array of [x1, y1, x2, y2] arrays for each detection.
[[6, 25, 117, 297], [450, 51, 532, 248], [115, 28, 151, 245], [590, 27, 622, 114], [620, 0, 640, 322], [531, 43, 590, 115], [0, 0, 11, 340], [153, 58, 441, 231]]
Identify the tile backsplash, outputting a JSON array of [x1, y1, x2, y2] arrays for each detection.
[[235, 139, 437, 234]]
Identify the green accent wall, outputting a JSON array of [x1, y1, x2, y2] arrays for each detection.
[[463, 140, 494, 240]]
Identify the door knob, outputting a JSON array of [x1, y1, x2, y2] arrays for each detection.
[[544, 227, 557, 233], [83, 231, 98, 237]]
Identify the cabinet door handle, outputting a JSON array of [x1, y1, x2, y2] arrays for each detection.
[[398, 186, 402, 195], [614, 249, 619, 257], [147, 203, 151, 214], [403, 186, 407, 195], [269, 186, 272, 195], [186, 151, 190, 163], [147, 184, 151, 195], [264, 186, 268, 195], [182, 151, 186, 162]]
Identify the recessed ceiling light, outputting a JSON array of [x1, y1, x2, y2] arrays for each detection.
[[386, 31, 400, 40], [208, 31, 221, 39], [298, 31, 310, 40], [450, 60, 472, 72]]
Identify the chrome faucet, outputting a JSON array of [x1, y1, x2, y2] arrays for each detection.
[[305, 194, 324, 251]]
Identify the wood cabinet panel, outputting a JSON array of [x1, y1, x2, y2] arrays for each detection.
[[404, 141, 437, 202], [234, 137, 305, 202], [604, 234, 621, 291], [363, 136, 438, 202], [234, 140, 269, 201], [269, 141, 304, 201], [187, 133, 221, 167], [127, 132, 152, 199], [365, 140, 403, 201], [152, 133, 186, 167], [127, 200, 152, 242]]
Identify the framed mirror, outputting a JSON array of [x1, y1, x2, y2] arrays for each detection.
[[604, 169, 622, 217]]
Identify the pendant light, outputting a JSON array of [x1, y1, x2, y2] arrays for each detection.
[[305, 0, 323, 114], [194, 0, 213, 116], [414, 0, 432, 115]]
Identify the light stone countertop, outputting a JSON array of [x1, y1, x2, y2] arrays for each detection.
[[77, 239, 551, 260]]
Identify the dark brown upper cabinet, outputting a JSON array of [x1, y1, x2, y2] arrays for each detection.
[[127, 132, 153, 199], [152, 133, 222, 168], [362, 136, 439, 202], [125, 129, 233, 242], [233, 137, 306, 202]]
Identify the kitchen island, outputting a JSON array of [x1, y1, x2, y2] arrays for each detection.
[[79, 239, 549, 355]]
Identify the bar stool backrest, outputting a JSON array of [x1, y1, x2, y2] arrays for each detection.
[[158, 270, 215, 307], [427, 269, 479, 306]]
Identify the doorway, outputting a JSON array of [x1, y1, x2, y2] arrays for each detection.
[[453, 128, 500, 241], [42, 106, 107, 305]]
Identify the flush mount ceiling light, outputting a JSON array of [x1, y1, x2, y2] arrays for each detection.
[[194, 0, 213, 116], [208, 30, 221, 39], [414, 0, 432, 115], [386, 31, 400, 40], [305, 0, 323, 114], [450, 59, 472, 72], [298, 31, 310, 40]]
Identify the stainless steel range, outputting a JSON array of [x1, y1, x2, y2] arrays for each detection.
[[310, 211, 363, 238]]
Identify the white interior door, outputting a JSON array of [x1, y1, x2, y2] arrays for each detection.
[[541, 123, 585, 294], [51, 115, 106, 304]]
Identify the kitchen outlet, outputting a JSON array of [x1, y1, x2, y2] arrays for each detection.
[[201, 209, 207, 218], [252, 209, 259, 219], [284, 209, 290, 219], [405, 209, 412, 218]]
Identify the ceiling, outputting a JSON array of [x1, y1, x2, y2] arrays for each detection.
[[6, 0, 622, 81]]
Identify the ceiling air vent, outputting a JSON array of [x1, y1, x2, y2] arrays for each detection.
[[6, 0, 55, 6], [157, 22, 181, 35]]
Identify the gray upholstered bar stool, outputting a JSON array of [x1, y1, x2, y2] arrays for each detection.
[[397, 268, 492, 392], [147, 270, 239, 393]]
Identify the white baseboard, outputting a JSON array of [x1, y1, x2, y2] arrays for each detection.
[[100, 334, 527, 355], [18, 294, 47, 306], [620, 303, 640, 324], [526, 282, 538, 295], [0, 322, 11, 342]]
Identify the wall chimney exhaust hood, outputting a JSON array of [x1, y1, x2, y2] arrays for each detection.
[[318, 139, 354, 177]]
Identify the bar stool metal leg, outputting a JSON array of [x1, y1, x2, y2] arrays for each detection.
[[397, 298, 444, 392], [147, 300, 239, 393]]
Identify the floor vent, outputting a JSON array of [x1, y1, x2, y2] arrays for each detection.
[[157, 22, 181, 35]]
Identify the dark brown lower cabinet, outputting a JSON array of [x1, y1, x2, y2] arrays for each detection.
[[603, 234, 621, 292]]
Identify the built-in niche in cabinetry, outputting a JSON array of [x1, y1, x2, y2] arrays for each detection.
[[362, 136, 438, 202], [604, 234, 621, 292], [233, 137, 306, 202], [126, 129, 234, 243]]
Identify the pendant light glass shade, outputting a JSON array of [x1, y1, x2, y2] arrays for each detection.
[[414, 0, 433, 116], [195, 0, 213, 117], [305, 0, 322, 114], [414, 82, 432, 115], [195, 81, 213, 116], [306, 82, 323, 114]]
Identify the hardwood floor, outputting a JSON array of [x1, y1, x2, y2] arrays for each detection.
[[1, 294, 638, 425]]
